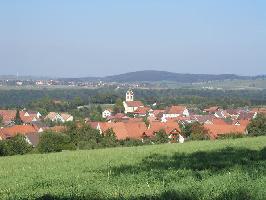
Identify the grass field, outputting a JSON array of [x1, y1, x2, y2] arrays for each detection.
[[0, 137, 265, 200]]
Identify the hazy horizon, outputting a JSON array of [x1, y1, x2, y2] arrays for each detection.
[[0, 1, 265, 77]]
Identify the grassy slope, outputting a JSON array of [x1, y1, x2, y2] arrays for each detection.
[[0, 137, 265, 200]]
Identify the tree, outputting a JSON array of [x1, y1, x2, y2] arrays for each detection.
[[0, 135, 32, 156], [153, 129, 169, 144], [14, 109, 23, 125], [181, 122, 209, 140], [143, 116, 150, 128], [247, 113, 266, 136], [37, 132, 74, 153], [102, 128, 118, 147], [113, 98, 124, 114], [64, 123, 102, 149], [0, 115, 3, 126]]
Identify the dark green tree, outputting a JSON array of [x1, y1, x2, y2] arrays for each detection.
[[102, 128, 117, 147], [113, 98, 124, 114], [181, 122, 209, 140], [0, 115, 3, 126], [153, 129, 169, 144], [0, 135, 32, 156], [14, 109, 23, 125], [38, 131, 74, 153], [247, 113, 266, 136]]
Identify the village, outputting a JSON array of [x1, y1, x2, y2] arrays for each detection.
[[0, 89, 265, 148]]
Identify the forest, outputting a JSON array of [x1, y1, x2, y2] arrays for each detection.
[[0, 88, 266, 109]]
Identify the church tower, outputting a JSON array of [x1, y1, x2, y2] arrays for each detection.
[[126, 89, 134, 102]]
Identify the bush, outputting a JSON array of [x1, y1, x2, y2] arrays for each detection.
[[0, 135, 32, 156], [247, 113, 266, 136], [37, 132, 75, 153], [101, 128, 118, 147], [153, 129, 169, 144], [217, 133, 245, 139], [181, 122, 210, 140]]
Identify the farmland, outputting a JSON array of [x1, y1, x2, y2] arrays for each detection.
[[0, 136, 265, 200]]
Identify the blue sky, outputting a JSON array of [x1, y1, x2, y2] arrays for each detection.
[[0, 0, 265, 77]]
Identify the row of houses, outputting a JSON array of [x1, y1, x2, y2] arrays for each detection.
[[0, 110, 73, 126]]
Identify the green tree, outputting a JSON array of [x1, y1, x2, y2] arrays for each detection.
[[37, 132, 74, 153], [181, 122, 209, 140], [102, 128, 117, 147], [0, 115, 3, 126], [153, 129, 169, 144], [113, 98, 125, 114], [64, 123, 102, 149], [0, 135, 32, 156], [247, 113, 266, 136], [14, 109, 23, 125]]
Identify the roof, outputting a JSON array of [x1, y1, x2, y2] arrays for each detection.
[[45, 112, 58, 120], [204, 106, 219, 113], [133, 107, 151, 115], [252, 107, 266, 114], [125, 101, 144, 108], [204, 122, 249, 139], [25, 133, 41, 147], [165, 106, 186, 114], [152, 110, 165, 117], [0, 110, 16, 123], [0, 125, 38, 139], [145, 121, 181, 137], [91, 121, 147, 140], [61, 113, 73, 121]]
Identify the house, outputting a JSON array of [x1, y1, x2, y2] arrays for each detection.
[[144, 121, 182, 143], [123, 90, 144, 114], [214, 110, 229, 119], [45, 112, 73, 123], [204, 121, 249, 139], [0, 125, 40, 140], [23, 111, 42, 119], [0, 110, 17, 125], [0, 110, 41, 126], [133, 107, 152, 117], [162, 106, 189, 119], [203, 106, 220, 113], [88, 121, 147, 140], [106, 113, 129, 122], [102, 109, 112, 119]]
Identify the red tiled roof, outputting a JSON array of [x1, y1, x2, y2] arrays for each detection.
[[92, 121, 147, 140], [125, 101, 144, 108], [145, 121, 181, 137], [133, 107, 151, 115], [204, 106, 219, 113], [252, 108, 266, 114], [0, 110, 16, 123], [204, 122, 249, 139], [166, 106, 186, 114], [0, 125, 38, 139]]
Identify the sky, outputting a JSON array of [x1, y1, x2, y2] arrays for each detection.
[[0, 0, 265, 77]]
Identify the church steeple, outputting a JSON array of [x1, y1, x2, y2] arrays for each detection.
[[126, 89, 134, 102]]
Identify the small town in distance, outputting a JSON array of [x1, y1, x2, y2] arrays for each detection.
[[0, 89, 265, 147]]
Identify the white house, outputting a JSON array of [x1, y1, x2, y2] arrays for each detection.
[[162, 106, 190, 118], [102, 109, 112, 118]]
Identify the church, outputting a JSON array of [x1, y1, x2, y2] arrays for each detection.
[[123, 90, 144, 114]]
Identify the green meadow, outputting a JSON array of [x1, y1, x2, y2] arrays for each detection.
[[0, 136, 265, 200]]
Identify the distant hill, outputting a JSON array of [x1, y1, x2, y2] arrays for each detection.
[[103, 70, 253, 83], [2, 70, 265, 83]]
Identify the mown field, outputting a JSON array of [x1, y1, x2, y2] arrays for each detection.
[[0, 137, 265, 200]]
